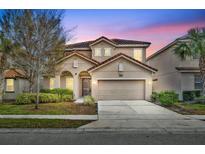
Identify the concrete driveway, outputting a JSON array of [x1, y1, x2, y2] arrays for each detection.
[[80, 100, 205, 131]]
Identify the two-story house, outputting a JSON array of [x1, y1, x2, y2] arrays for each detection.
[[42, 36, 157, 101], [147, 36, 202, 100]]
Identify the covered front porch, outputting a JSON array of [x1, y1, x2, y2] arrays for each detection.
[[45, 71, 92, 99]]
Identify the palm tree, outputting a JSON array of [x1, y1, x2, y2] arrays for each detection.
[[174, 28, 205, 95]]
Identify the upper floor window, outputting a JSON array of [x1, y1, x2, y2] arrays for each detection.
[[104, 48, 111, 56], [6, 79, 14, 92], [50, 78, 55, 90], [134, 49, 143, 61], [94, 48, 102, 57], [194, 74, 203, 90]]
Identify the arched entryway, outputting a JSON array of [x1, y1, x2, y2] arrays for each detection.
[[79, 71, 91, 96], [60, 71, 73, 91]]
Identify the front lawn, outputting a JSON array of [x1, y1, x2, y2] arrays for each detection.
[[0, 102, 97, 115], [0, 119, 92, 128], [165, 103, 205, 115]]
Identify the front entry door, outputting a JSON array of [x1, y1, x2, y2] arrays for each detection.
[[82, 78, 91, 96]]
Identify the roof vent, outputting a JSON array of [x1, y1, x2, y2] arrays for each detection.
[[73, 60, 78, 68], [118, 63, 124, 72]]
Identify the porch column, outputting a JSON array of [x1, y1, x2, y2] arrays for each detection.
[[54, 75, 60, 88], [73, 75, 79, 99]]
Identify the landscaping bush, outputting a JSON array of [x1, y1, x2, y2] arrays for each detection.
[[158, 91, 178, 106], [16, 93, 59, 105], [151, 92, 159, 102], [16, 93, 36, 105], [183, 90, 202, 101], [39, 93, 59, 103], [83, 96, 95, 105], [61, 95, 73, 102], [40, 88, 73, 100], [195, 95, 205, 103]]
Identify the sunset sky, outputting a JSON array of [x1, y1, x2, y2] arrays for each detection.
[[0, 10, 205, 57], [63, 10, 205, 56]]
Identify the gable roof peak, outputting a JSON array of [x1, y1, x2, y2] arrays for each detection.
[[88, 52, 157, 72]]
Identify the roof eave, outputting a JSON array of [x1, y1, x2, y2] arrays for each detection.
[[88, 54, 157, 73]]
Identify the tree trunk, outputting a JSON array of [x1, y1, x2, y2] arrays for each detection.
[[35, 60, 40, 109], [0, 78, 3, 103], [199, 56, 205, 95]]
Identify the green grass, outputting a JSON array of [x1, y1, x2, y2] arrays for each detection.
[[170, 103, 205, 115], [176, 103, 205, 114], [177, 103, 205, 110], [0, 102, 97, 115], [0, 119, 92, 128]]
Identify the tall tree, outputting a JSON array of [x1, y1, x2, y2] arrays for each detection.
[[0, 32, 13, 102], [174, 28, 205, 94], [0, 10, 70, 109]]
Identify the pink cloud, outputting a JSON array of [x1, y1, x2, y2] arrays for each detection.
[[71, 21, 205, 57]]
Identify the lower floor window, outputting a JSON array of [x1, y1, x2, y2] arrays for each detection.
[[66, 77, 73, 90], [194, 74, 203, 90], [50, 78, 55, 89], [6, 79, 14, 92]]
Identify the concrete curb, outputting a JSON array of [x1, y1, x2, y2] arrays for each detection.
[[1, 127, 205, 134], [0, 115, 98, 120], [187, 115, 205, 120]]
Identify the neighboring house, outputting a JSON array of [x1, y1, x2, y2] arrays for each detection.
[[147, 36, 202, 100], [2, 69, 29, 101], [43, 36, 157, 101]]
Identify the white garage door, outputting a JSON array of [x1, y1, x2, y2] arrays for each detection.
[[98, 80, 145, 100]]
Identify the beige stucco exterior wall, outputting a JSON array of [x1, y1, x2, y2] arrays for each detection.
[[147, 45, 199, 100], [90, 41, 146, 63], [76, 50, 92, 58], [43, 55, 96, 99], [90, 57, 153, 101]]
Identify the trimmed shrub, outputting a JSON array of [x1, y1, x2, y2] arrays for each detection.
[[195, 95, 205, 103], [158, 91, 178, 106], [40, 88, 73, 100], [16, 93, 59, 105], [151, 92, 159, 102], [83, 96, 95, 105], [61, 95, 73, 102], [40, 89, 51, 93], [16, 93, 36, 105], [183, 90, 202, 101], [39, 93, 59, 103]]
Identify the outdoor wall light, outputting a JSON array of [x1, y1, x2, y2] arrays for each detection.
[[92, 80, 97, 85]]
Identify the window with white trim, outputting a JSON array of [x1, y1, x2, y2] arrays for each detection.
[[6, 79, 14, 92], [104, 48, 111, 56], [134, 49, 143, 61], [50, 78, 55, 90], [94, 48, 102, 57], [194, 75, 203, 90], [66, 77, 73, 90]]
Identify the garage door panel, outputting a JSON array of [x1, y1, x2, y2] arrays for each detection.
[[98, 80, 145, 100]]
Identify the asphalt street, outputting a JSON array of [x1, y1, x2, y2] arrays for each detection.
[[1, 129, 205, 145]]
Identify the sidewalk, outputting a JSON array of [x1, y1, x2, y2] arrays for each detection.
[[0, 115, 98, 120]]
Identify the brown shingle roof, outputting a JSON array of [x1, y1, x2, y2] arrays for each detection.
[[112, 38, 151, 45], [66, 36, 151, 50], [56, 51, 100, 65], [88, 53, 157, 72], [4, 69, 26, 79]]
